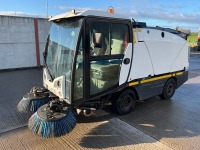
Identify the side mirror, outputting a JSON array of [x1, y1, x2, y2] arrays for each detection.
[[93, 33, 102, 48]]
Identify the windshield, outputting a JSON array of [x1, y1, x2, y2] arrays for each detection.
[[45, 18, 82, 81]]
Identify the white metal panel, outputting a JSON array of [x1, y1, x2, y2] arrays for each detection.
[[43, 69, 66, 99], [119, 43, 132, 85], [128, 42, 154, 81], [170, 43, 189, 72], [43, 68, 51, 87], [137, 29, 186, 75], [136, 29, 145, 41], [137, 28, 185, 44]]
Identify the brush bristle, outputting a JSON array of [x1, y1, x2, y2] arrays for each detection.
[[28, 110, 77, 138], [17, 98, 50, 113], [17, 98, 31, 112], [30, 98, 51, 112]]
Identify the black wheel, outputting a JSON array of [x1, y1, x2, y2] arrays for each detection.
[[161, 78, 176, 100], [113, 89, 136, 115]]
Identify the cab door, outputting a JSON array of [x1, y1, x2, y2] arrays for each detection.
[[85, 18, 132, 99]]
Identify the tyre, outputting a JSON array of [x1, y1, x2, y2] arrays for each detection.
[[113, 89, 136, 115], [161, 78, 176, 100]]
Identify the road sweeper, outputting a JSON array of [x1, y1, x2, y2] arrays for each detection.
[[17, 9, 189, 138]]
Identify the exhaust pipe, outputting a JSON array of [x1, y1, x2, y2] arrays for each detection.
[[82, 108, 96, 117]]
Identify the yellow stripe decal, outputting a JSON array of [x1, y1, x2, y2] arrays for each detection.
[[129, 71, 184, 86], [133, 29, 142, 32], [176, 72, 183, 76], [133, 30, 137, 43], [133, 29, 142, 43], [141, 74, 172, 84], [129, 81, 139, 86]]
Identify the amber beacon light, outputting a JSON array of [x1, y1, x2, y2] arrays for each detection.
[[107, 6, 114, 14]]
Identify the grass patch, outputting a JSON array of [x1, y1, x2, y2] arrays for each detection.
[[188, 33, 198, 47]]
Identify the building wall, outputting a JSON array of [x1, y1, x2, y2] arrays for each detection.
[[0, 16, 51, 70]]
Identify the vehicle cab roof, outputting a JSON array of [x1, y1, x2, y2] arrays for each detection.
[[49, 10, 130, 21]]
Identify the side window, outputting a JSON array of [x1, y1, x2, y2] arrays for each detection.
[[90, 22, 129, 56], [90, 22, 110, 56], [111, 23, 129, 55], [90, 59, 122, 95]]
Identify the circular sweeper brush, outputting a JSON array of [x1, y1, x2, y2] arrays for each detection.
[[17, 87, 51, 113], [28, 100, 77, 138]]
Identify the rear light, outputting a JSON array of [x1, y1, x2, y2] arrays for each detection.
[[198, 35, 200, 41]]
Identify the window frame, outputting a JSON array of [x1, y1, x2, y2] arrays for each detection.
[[88, 20, 131, 60], [71, 17, 85, 103], [84, 17, 132, 99]]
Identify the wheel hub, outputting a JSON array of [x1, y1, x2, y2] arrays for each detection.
[[167, 84, 174, 95], [121, 96, 131, 108]]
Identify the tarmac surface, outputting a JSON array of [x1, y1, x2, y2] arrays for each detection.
[[0, 53, 200, 150]]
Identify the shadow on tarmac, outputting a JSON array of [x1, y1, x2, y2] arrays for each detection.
[[79, 81, 200, 149]]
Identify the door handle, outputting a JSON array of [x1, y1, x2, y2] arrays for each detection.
[[123, 58, 130, 64]]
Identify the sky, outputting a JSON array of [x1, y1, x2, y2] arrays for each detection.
[[0, 0, 200, 32]]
